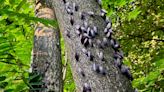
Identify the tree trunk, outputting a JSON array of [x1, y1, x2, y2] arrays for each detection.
[[30, 0, 63, 91], [47, 0, 134, 92]]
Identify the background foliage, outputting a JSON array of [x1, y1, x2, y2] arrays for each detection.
[[0, 0, 163, 92], [102, 0, 164, 91], [0, 0, 34, 91]]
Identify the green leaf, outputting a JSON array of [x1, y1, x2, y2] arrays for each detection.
[[156, 78, 164, 88], [29, 82, 44, 86], [28, 73, 42, 81], [0, 76, 6, 81], [143, 70, 160, 87], [4, 89, 14, 92], [117, 0, 127, 7], [0, 61, 17, 65], [0, 82, 8, 88], [155, 58, 164, 69], [0, 9, 58, 27], [132, 77, 145, 88], [0, 43, 10, 50], [16, 0, 27, 11], [128, 7, 141, 21], [9, 0, 15, 5]]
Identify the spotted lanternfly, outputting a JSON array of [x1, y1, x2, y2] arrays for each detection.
[[70, 16, 74, 25], [92, 63, 100, 73], [65, 30, 70, 38], [84, 21, 88, 28], [80, 12, 86, 20], [83, 83, 91, 92], [93, 26, 98, 35], [66, 8, 72, 15], [87, 11, 94, 17], [91, 29, 97, 38], [78, 68, 85, 77], [87, 29, 92, 38], [101, 9, 107, 16], [87, 27, 91, 33], [99, 66, 103, 72], [92, 63, 97, 71], [113, 51, 123, 59], [83, 38, 89, 47], [116, 51, 124, 59], [89, 54, 94, 61], [75, 25, 81, 35], [72, 2, 75, 9], [75, 25, 80, 30], [114, 41, 120, 50], [110, 39, 115, 46], [110, 39, 120, 50], [101, 69, 107, 75], [106, 22, 112, 29], [83, 33, 89, 38], [114, 58, 122, 68], [98, 51, 105, 61], [86, 51, 94, 61], [99, 66, 107, 75], [106, 31, 112, 38], [121, 65, 133, 81], [86, 51, 91, 57], [90, 29, 96, 38], [84, 34, 90, 38], [65, 2, 73, 15], [87, 27, 93, 38], [72, 3, 76, 11], [102, 37, 109, 46], [104, 28, 108, 34], [75, 29, 81, 36], [100, 9, 107, 19], [110, 39, 119, 49], [82, 48, 87, 55], [75, 52, 79, 62], [69, 10, 74, 15], [80, 35, 85, 44], [108, 28, 113, 33], [81, 26, 87, 33], [72, 3, 79, 12], [75, 5, 79, 11], [119, 50, 124, 58]]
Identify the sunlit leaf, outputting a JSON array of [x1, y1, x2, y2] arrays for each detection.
[[128, 7, 141, 21]]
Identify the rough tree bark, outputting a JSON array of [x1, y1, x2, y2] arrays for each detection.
[[31, 0, 63, 91], [47, 0, 134, 92]]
